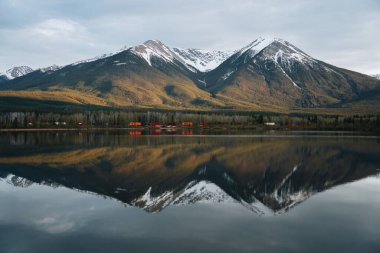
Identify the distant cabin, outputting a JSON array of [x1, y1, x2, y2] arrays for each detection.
[[181, 122, 193, 127], [150, 129, 161, 135], [264, 122, 276, 126], [129, 122, 142, 127], [149, 122, 161, 128], [165, 123, 177, 128]]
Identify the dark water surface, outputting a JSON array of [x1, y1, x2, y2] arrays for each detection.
[[0, 131, 380, 253]]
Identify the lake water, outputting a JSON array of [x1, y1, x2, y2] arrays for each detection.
[[0, 131, 380, 253]]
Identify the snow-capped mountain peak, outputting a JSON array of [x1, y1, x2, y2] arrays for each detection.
[[131, 39, 178, 66], [131, 180, 235, 213], [235, 36, 316, 66], [173, 180, 235, 205], [237, 36, 275, 59], [130, 40, 233, 72], [0, 66, 34, 80], [131, 180, 272, 215], [39, 64, 61, 73]]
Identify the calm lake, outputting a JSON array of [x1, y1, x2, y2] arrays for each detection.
[[0, 131, 380, 253]]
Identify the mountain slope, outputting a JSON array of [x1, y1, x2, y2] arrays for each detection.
[[0, 76, 8, 85], [203, 37, 380, 108], [1, 38, 379, 112], [0, 40, 227, 109]]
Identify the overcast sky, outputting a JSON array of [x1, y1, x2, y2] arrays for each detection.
[[1, 0, 379, 75]]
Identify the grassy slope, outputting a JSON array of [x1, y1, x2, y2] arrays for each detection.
[[1, 88, 380, 115]]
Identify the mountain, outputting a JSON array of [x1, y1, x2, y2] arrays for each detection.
[[0, 66, 33, 82], [4, 174, 33, 188], [131, 179, 271, 214], [0, 76, 8, 84], [0, 65, 61, 84], [0, 38, 379, 113], [373, 74, 380, 80], [0, 40, 227, 109], [0, 135, 379, 214], [203, 37, 380, 108]]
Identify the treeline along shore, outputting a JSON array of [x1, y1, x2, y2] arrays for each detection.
[[0, 110, 380, 132]]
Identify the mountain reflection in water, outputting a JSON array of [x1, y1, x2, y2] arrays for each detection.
[[0, 131, 379, 215]]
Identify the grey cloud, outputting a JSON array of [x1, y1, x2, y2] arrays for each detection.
[[0, 0, 379, 74]]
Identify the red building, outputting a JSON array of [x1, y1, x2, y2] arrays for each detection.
[[181, 130, 193, 135], [149, 129, 161, 135], [165, 123, 177, 128], [181, 122, 193, 127], [199, 122, 208, 127], [129, 122, 142, 127], [149, 122, 161, 128]]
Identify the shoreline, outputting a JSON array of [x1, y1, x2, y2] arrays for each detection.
[[0, 127, 377, 134]]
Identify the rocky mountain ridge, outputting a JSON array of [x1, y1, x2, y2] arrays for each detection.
[[1, 37, 379, 112]]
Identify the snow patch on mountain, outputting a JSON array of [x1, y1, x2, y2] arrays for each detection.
[[275, 62, 301, 88], [130, 40, 232, 72], [70, 45, 132, 67], [275, 190, 312, 214], [173, 180, 272, 215], [372, 74, 380, 80], [132, 186, 174, 212], [131, 180, 272, 215], [269, 164, 314, 213], [237, 36, 275, 62], [0, 66, 34, 80], [272, 39, 316, 65], [71, 53, 115, 66], [173, 180, 235, 205], [39, 65, 61, 73], [221, 69, 236, 80], [3, 174, 33, 188], [173, 48, 233, 72]]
